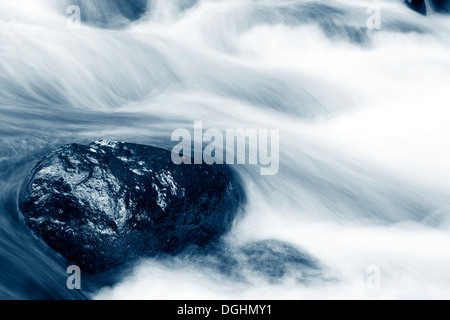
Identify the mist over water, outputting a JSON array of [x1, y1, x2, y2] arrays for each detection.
[[1, 0, 450, 299]]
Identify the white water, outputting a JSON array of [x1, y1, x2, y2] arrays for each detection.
[[1, 0, 450, 299]]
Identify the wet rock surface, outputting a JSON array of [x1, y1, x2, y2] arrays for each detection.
[[19, 141, 244, 273]]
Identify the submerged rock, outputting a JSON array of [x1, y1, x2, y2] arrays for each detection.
[[430, 0, 450, 12], [238, 240, 320, 281], [405, 0, 450, 14], [175, 240, 322, 283], [62, 0, 148, 28], [60, 0, 199, 29], [19, 141, 244, 273], [405, 0, 427, 15]]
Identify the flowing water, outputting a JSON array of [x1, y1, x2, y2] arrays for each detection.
[[1, 0, 450, 299]]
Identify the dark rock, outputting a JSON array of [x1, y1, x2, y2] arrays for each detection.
[[405, 0, 450, 14], [429, 0, 450, 12], [63, 0, 148, 28], [61, 0, 199, 29], [19, 141, 244, 273], [405, 0, 427, 15]]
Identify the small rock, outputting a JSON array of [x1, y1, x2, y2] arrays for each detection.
[[405, 0, 427, 15], [429, 0, 450, 12], [175, 240, 322, 283], [62, 0, 148, 28], [405, 0, 450, 14]]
